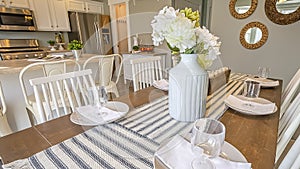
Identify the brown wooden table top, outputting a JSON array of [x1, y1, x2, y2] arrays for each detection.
[[0, 83, 282, 169]]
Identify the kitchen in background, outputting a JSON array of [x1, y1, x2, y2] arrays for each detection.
[[0, 0, 111, 55]]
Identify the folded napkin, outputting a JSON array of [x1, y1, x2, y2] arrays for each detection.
[[225, 95, 276, 115], [76, 105, 123, 124], [246, 77, 279, 87], [155, 135, 251, 169], [153, 79, 169, 91]]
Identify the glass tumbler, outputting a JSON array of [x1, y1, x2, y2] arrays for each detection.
[[258, 67, 270, 78], [243, 80, 261, 98], [191, 118, 226, 158]]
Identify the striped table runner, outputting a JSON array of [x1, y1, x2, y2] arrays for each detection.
[[3, 123, 159, 169], [118, 73, 247, 143]]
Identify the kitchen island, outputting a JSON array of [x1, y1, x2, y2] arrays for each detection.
[[0, 54, 96, 132]]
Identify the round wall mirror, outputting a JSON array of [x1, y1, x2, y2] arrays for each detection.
[[240, 22, 268, 49], [265, 0, 300, 25], [276, 0, 300, 14], [229, 0, 258, 19]]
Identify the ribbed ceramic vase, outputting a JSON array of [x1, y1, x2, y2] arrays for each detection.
[[169, 54, 208, 122]]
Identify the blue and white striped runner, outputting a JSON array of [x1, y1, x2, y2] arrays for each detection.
[[118, 73, 246, 143], [3, 123, 159, 169]]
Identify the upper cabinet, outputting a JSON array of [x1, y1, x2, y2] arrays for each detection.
[[66, 0, 103, 14], [30, 0, 70, 31], [0, 0, 30, 8]]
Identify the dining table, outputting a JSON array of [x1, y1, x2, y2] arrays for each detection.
[[0, 73, 282, 169]]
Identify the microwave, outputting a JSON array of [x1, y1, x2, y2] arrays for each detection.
[[0, 7, 36, 31]]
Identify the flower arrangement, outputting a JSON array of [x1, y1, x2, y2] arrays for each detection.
[[67, 40, 83, 50], [151, 6, 221, 69]]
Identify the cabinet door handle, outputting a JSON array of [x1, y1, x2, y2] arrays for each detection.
[[56, 25, 59, 28], [9, 1, 12, 4], [51, 25, 53, 28]]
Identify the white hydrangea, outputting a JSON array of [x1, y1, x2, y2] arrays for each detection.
[[151, 6, 221, 69], [164, 16, 196, 53]]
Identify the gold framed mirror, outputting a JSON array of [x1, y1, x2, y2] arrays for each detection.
[[240, 22, 268, 49], [265, 0, 300, 25], [229, 0, 258, 19]]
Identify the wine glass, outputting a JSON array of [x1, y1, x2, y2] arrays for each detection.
[[190, 118, 226, 168], [98, 86, 108, 106], [88, 86, 108, 108], [258, 67, 270, 78]]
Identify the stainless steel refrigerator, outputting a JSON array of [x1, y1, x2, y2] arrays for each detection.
[[68, 12, 113, 55]]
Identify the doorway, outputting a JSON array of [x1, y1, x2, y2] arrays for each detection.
[[108, 0, 131, 54], [115, 3, 128, 54]]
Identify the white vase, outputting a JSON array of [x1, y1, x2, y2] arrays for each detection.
[[72, 50, 82, 60], [168, 54, 208, 122]]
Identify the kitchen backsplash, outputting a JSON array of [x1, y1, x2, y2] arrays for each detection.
[[0, 31, 69, 49]]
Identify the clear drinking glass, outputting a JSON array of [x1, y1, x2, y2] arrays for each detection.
[[88, 86, 108, 108], [191, 118, 226, 158], [243, 80, 261, 98], [258, 67, 270, 78], [99, 86, 108, 106]]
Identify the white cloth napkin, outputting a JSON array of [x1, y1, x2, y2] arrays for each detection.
[[155, 135, 251, 169], [246, 77, 279, 87], [153, 79, 169, 91], [225, 95, 276, 115], [76, 105, 123, 124]]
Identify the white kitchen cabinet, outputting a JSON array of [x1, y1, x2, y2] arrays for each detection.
[[66, 0, 85, 12], [66, 0, 103, 14], [85, 1, 103, 14], [30, 0, 70, 31], [122, 53, 167, 84], [0, 0, 30, 8]]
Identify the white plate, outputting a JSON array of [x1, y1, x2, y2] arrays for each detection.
[[224, 95, 277, 115], [246, 77, 279, 88], [70, 101, 129, 126], [154, 134, 247, 169]]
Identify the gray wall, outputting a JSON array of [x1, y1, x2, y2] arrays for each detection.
[[128, 0, 171, 36], [210, 0, 300, 87]]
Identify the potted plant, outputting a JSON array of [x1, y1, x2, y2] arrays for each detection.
[[67, 40, 83, 60], [47, 40, 56, 51]]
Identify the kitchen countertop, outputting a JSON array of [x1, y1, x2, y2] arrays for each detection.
[[0, 54, 95, 75]]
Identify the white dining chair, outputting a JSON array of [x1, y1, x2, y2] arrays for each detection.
[[83, 54, 123, 98], [278, 133, 300, 169], [280, 68, 300, 119], [130, 56, 163, 92], [278, 91, 300, 142], [29, 69, 96, 124], [276, 92, 300, 163], [19, 60, 80, 125], [0, 82, 13, 136]]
